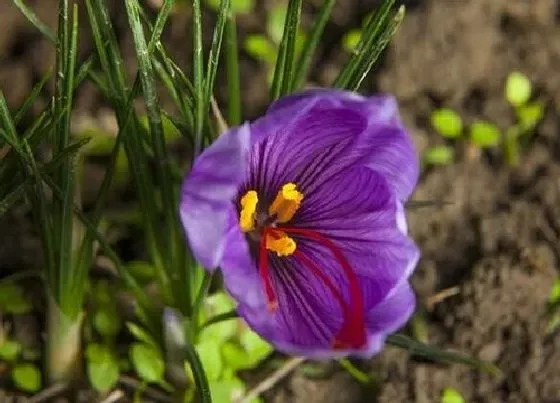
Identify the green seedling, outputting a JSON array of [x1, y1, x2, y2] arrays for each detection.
[[423, 145, 455, 167], [425, 71, 544, 167], [431, 109, 463, 139], [130, 342, 166, 385], [85, 343, 120, 392], [0, 282, 32, 315], [441, 387, 465, 403], [0, 340, 23, 362], [12, 363, 42, 393]]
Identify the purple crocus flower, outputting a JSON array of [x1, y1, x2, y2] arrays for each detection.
[[180, 89, 420, 358]]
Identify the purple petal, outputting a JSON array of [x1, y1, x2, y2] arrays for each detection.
[[252, 89, 419, 201], [366, 280, 416, 334], [179, 124, 250, 269], [243, 106, 368, 203]]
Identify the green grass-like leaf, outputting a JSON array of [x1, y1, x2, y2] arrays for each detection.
[[334, 0, 400, 90], [387, 334, 501, 375], [293, 0, 335, 89], [270, 0, 303, 99]]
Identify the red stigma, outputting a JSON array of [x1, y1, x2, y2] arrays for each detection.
[[259, 228, 278, 311], [260, 226, 367, 349]]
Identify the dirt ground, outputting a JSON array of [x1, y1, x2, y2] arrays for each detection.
[[1, 0, 560, 402]]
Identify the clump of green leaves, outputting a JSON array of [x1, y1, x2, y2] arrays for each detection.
[[424, 71, 544, 167], [192, 292, 272, 403]]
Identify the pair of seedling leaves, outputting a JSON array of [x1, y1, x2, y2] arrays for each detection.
[[86, 276, 270, 403], [425, 71, 544, 166], [0, 281, 41, 393]]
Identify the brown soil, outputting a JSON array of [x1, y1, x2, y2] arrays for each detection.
[[1, 0, 560, 402]]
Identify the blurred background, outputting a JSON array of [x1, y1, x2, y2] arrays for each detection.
[[1, 0, 559, 402]]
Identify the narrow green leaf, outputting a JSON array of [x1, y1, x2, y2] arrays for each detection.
[[226, 17, 241, 126], [193, 0, 205, 155], [270, 0, 303, 99], [14, 68, 52, 125], [338, 359, 370, 384], [387, 334, 501, 375], [184, 341, 212, 403], [12, 0, 56, 42], [205, 0, 231, 111], [348, 5, 404, 90], [504, 126, 520, 166], [293, 0, 335, 89], [334, 0, 396, 89], [124, 0, 178, 306]]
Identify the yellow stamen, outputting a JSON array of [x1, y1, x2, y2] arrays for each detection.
[[266, 231, 297, 256], [269, 183, 304, 223], [239, 190, 258, 232]]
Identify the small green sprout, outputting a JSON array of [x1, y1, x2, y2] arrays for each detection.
[[130, 343, 166, 384], [423, 146, 455, 166], [85, 343, 120, 392], [431, 109, 463, 139], [0, 340, 23, 362], [426, 71, 544, 167], [469, 121, 501, 148], [505, 71, 532, 107], [441, 387, 465, 403], [12, 363, 42, 393], [0, 282, 32, 315], [343, 30, 362, 53]]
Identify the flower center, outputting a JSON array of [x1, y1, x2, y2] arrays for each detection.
[[238, 183, 367, 349]]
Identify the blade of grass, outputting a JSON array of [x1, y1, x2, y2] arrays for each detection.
[[12, 0, 56, 42], [205, 0, 230, 113], [86, 0, 163, 279], [0, 138, 90, 217], [193, 0, 204, 156], [270, 0, 302, 100], [225, 16, 241, 126], [386, 334, 501, 375], [293, 0, 335, 89], [14, 68, 53, 125], [124, 0, 178, 306], [347, 5, 404, 90], [333, 0, 395, 89]]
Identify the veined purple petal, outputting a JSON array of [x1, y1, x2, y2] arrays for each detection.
[[265, 89, 418, 201], [180, 124, 250, 270], [180, 88, 420, 359]]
